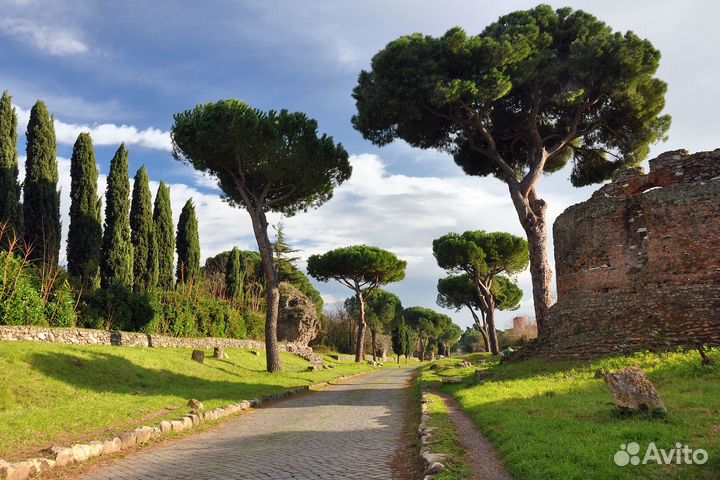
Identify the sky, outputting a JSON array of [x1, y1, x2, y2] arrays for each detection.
[[1, 0, 718, 330]]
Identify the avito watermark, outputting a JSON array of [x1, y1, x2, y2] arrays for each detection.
[[614, 442, 708, 466]]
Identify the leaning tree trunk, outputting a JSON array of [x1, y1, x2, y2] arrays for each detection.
[[509, 185, 554, 335], [249, 207, 282, 373], [354, 289, 366, 363], [485, 306, 500, 355], [370, 329, 378, 362], [469, 306, 490, 353], [477, 287, 500, 355]]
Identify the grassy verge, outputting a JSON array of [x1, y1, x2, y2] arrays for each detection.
[[0, 341, 379, 461], [423, 349, 720, 480], [419, 387, 473, 480]]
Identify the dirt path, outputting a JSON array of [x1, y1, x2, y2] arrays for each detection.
[[437, 392, 512, 480], [77, 367, 415, 480]]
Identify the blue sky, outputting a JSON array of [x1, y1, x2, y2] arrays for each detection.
[[2, 0, 718, 330]]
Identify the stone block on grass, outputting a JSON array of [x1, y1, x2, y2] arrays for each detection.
[[159, 420, 172, 434], [119, 432, 137, 449], [191, 350, 205, 364], [70, 444, 91, 463], [134, 426, 154, 444], [602, 366, 667, 416], [88, 441, 104, 457], [45, 445, 74, 467], [102, 438, 122, 455], [0, 460, 32, 480], [171, 420, 184, 432], [441, 376, 463, 384], [181, 416, 193, 430]]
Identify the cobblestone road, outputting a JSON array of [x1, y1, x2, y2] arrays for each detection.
[[80, 367, 414, 480]]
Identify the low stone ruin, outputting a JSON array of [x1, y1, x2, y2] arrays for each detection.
[[277, 282, 319, 346]]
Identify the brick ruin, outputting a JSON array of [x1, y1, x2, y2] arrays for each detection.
[[535, 149, 720, 358]]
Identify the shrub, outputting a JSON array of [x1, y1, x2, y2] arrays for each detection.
[[0, 251, 46, 326], [45, 279, 77, 327], [79, 285, 154, 331], [243, 309, 265, 340]]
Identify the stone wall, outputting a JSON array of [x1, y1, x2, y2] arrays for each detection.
[[0, 325, 272, 351], [535, 149, 720, 358]]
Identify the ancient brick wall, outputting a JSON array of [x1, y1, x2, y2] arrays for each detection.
[[536, 149, 720, 358]]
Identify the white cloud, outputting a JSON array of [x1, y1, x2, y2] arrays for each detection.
[[0, 18, 88, 56], [15, 105, 172, 151]]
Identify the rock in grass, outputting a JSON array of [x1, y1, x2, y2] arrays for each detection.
[[424, 461, 446, 475], [119, 432, 137, 449], [70, 444, 92, 462], [88, 441, 104, 457], [475, 369, 493, 380], [187, 398, 204, 412], [102, 437, 122, 455], [159, 421, 172, 434], [191, 350, 205, 364], [441, 376, 463, 384], [0, 459, 33, 480], [134, 426, 154, 444], [602, 366, 667, 416], [44, 445, 74, 467]]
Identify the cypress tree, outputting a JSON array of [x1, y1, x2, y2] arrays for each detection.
[[176, 198, 200, 284], [130, 166, 155, 293], [0, 91, 23, 240], [67, 133, 102, 289], [101, 143, 133, 289], [225, 246, 241, 300], [153, 181, 174, 289], [24, 100, 60, 265]]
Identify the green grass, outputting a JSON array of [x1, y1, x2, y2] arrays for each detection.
[[420, 390, 473, 480], [422, 350, 720, 480], [0, 341, 379, 460]]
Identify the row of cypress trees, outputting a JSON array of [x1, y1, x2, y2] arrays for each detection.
[[0, 90, 201, 294]]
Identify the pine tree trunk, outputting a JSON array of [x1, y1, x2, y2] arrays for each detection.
[[485, 305, 500, 355], [470, 307, 490, 353], [249, 207, 282, 373], [371, 329, 377, 362], [509, 185, 554, 334], [354, 289, 366, 362]]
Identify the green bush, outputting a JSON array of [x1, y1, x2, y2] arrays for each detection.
[[0, 252, 47, 326], [143, 291, 247, 339], [243, 310, 265, 340], [79, 285, 154, 331], [45, 280, 77, 327]]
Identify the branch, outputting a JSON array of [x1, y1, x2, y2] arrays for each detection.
[[462, 103, 519, 186], [547, 95, 603, 158]]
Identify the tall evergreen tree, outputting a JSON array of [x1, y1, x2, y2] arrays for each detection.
[[130, 166, 156, 293], [272, 220, 300, 281], [176, 198, 200, 284], [225, 246, 242, 300], [153, 181, 174, 289], [0, 91, 23, 240], [24, 100, 60, 265], [67, 133, 102, 289], [101, 144, 133, 289]]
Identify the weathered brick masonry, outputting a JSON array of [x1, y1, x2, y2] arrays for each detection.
[[535, 149, 720, 358]]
